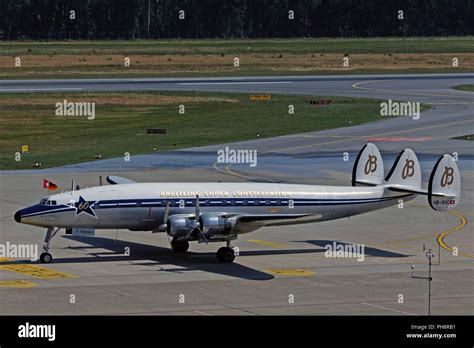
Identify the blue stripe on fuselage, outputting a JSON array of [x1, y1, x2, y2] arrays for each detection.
[[20, 204, 75, 217], [19, 195, 412, 218], [93, 195, 410, 209]]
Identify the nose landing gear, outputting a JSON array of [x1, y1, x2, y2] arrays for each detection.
[[39, 227, 60, 263], [40, 252, 52, 263]]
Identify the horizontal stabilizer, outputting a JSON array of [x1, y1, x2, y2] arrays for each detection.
[[384, 148, 421, 192], [387, 186, 452, 197], [384, 152, 461, 211], [106, 176, 136, 185]]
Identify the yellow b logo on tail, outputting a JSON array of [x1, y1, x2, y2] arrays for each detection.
[[440, 166, 454, 187], [364, 155, 377, 174], [401, 159, 415, 179]]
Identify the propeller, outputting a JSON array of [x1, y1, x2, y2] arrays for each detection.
[[157, 196, 208, 244], [191, 195, 208, 244], [156, 201, 170, 233], [162, 201, 173, 246]]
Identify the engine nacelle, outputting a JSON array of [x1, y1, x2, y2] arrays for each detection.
[[199, 213, 235, 235], [167, 215, 195, 237]]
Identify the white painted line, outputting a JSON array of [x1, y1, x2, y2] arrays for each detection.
[[178, 81, 293, 86], [361, 302, 417, 316], [0, 88, 83, 92], [194, 310, 213, 316]]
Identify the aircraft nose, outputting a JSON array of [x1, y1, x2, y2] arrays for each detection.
[[14, 210, 22, 223]]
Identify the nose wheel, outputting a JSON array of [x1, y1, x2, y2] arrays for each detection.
[[40, 252, 52, 263], [39, 227, 60, 263]]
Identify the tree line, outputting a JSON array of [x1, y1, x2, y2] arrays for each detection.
[[0, 0, 472, 40]]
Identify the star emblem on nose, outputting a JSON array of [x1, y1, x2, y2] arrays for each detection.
[[74, 196, 97, 218]]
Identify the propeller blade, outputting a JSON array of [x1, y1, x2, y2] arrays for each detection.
[[164, 201, 170, 222], [194, 194, 200, 219], [166, 232, 172, 247], [198, 228, 208, 245]]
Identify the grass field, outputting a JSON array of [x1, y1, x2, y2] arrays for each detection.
[[0, 91, 429, 170], [452, 84, 474, 92], [1, 37, 472, 79]]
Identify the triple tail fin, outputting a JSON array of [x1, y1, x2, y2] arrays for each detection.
[[352, 143, 384, 186], [428, 154, 461, 211], [353, 143, 461, 211], [384, 148, 422, 193]]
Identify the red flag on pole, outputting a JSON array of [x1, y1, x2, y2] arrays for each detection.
[[43, 179, 58, 191]]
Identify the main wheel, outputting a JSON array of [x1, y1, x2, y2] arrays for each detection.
[[216, 247, 235, 263], [40, 252, 52, 263], [171, 239, 189, 253]]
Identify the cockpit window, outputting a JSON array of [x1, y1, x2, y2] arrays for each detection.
[[39, 198, 57, 206]]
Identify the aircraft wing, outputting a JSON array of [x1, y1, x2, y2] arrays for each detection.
[[222, 212, 322, 228], [106, 176, 137, 185]]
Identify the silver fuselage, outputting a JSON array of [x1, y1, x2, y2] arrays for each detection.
[[16, 182, 414, 234]]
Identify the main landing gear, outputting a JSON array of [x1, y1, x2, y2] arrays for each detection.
[[170, 238, 236, 263], [171, 238, 189, 253], [216, 247, 235, 263], [216, 241, 236, 263], [40, 227, 60, 263]]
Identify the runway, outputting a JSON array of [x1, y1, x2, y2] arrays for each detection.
[[1, 73, 473, 175], [0, 73, 473, 315]]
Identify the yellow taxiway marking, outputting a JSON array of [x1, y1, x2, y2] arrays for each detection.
[[246, 239, 287, 248], [212, 79, 471, 180], [212, 118, 472, 180], [0, 280, 37, 288], [0, 258, 77, 279], [258, 119, 471, 156], [0, 264, 77, 279], [264, 269, 315, 276], [437, 211, 474, 259], [374, 210, 472, 252]]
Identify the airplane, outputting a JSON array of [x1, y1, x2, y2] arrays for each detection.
[[14, 143, 461, 263]]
